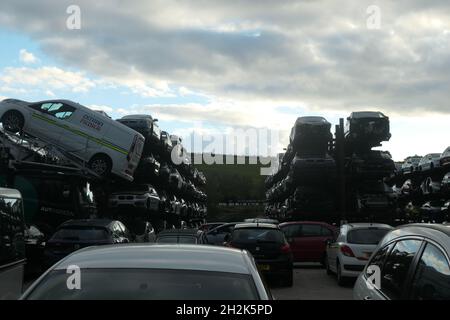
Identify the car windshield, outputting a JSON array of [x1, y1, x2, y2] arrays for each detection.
[[232, 228, 284, 244], [156, 236, 197, 244], [26, 269, 259, 300], [51, 227, 109, 241], [346, 228, 390, 245]]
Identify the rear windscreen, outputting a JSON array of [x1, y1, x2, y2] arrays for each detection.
[[232, 229, 285, 244], [346, 228, 390, 245], [51, 227, 109, 241]]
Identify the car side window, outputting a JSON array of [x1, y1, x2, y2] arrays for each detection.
[[410, 243, 450, 300], [281, 225, 301, 238], [381, 240, 422, 300], [321, 226, 334, 237], [365, 243, 393, 278]]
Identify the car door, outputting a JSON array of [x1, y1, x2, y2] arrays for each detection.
[[409, 242, 450, 300], [364, 239, 422, 300]]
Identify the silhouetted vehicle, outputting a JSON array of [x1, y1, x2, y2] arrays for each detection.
[[117, 114, 161, 146], [325, 223, 393, 286], [289, 116, 332, 156], [354, 224, 450, 300], [279, 221, 337, 264], [418, 153, 441, 171], [134, 155, 160, 179], [345, 111, 391, 150], [420, 177, 441, 195], [160, 131, 173, 156], [156, 229, 206, 244], [440, 147, 450, 167], [401, 155, 422, 174], [347, 151, 395, 179], [442, 173, 450, 193], [108, 184, 160, 213], [24, 224, 46, 275], [420, 200, 448, 223], [0, 188, 26, 300], [22, 244, 272, 300], [226, 223, 293, 287], [291, 154, 336, 181], [44, 219, 131, 267]]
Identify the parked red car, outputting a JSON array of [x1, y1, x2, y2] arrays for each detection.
[[279, 221, 337, 264]]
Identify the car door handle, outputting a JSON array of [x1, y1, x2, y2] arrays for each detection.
[[364, 296, 372, 301]]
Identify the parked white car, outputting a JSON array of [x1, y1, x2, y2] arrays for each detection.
[[0, 99, 144, 181], [401, 155, 422, 174], [325, 223, 393, 286], [418, 153, 441, 171]]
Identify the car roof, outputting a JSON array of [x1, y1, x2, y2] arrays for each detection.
[[234, 223, 280, 230], [342, 223, 393, 229], [380, 224, 450, 250], [157, 229, 202, 236], [59, 219, 115, 228], [349, 111, 387, 119], [279, 221, 335, 227], [52, 244, 252, 274], [120, 114, 153, 120]]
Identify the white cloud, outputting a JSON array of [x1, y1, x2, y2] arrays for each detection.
[[0, 66, 95, 93], [19, 49, 38, 64], [45, 89, 55, 97], [88, 104, 114, 113]]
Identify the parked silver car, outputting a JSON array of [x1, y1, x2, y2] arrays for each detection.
[[354, 224, 450, 300], [109, 184, 160, 213], [21, 244, 272, 300], [401, 155, 422, 174]]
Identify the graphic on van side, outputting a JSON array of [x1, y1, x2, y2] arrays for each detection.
[[80, 114, 104, 131]]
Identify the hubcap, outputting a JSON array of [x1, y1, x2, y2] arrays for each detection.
[[91, 159, 107, 175], [4, 114, 20, 131]]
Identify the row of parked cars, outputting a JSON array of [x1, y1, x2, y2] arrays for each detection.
[[17, 216, 450, 300], [265, 111, 396, 221]]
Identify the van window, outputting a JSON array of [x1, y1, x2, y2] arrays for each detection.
[[32, 102, 76, 120], [410, 243, 450, 300]]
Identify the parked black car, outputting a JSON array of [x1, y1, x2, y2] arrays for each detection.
[[347, 150, 395, 179], [225, 223, 293, 286], [156, 229, 206, 244], [44, 219, 132, 267]]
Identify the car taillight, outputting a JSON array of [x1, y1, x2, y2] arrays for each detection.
[[340, 245, 355, 257], [281, 243, 291, 254]]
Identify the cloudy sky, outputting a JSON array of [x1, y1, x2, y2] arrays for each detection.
[[0, 0, 449, 160]]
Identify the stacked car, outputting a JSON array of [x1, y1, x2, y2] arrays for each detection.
[[389, 146, 450, 223], [265, 111, 396, 222], [343, 112, 396, 219], [265, 116, 336, 220], [111, 114, 207, 231]]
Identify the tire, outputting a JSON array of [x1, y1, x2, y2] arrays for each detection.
[[1, 111, 24, 133], [336, 261, 347, 286], [88, 154, 112, 177], [325, 254, 333, 275], [281, 271, 293, 287]]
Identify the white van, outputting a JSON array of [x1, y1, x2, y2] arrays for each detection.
[[0, 188, 26, 300], [0, 99, 144, 181]]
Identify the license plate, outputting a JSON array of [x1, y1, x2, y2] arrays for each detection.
[[258, 264, 270, 271]]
